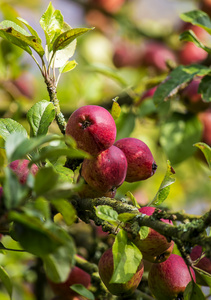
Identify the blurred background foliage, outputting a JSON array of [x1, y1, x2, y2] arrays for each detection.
[[0, 0, 211, 299]]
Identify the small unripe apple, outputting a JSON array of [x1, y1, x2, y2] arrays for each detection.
[[142, 41, 177, 72], [181, 77, 210, 113], [98, 247, 144, 296], [190, 245, 211, 285], [114, 137, 157, 182], [81, 145, 127, 193], [49, 264, 91, 299], [65, 105, 117, 156], [148, 254, 196, 300], [9, 159, 38, 184], [130, 206, 174, 263]]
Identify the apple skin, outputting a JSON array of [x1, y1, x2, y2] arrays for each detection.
[[49, 265, 91, 299], [130, 206, 174, 263], [65, 105, 117, 156], [178, 42, 208, 65], [198, 109, 211, 146], [78, 182, 116, 199], [148, 254, 196, 300], [113, 42, 143, 68], [9, 159, 38, 184], [114, 137, 157, 182], [181, 78, 210, 113], [190, 245, 211, 286], [98, 247, 144, 296], [142, 41, 177, 72], [81, 145, 127, 193]]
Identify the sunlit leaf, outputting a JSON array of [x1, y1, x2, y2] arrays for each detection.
[[59, 60, 77, 73], [70, 285, 94, 300], [194, 142, 211, 169], [95, 205, 119, 226], [179, 30, 211, 54], [150, 160, 176, 206], [111, 229, 142, 284], [111, 98, 121, 120], [0, 118, 28, 141], [180, 10, 211, 35]]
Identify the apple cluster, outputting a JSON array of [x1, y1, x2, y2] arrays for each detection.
[[65, 105, 157, 198]]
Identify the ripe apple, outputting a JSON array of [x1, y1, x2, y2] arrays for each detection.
[[65, 105, 117, 156], [9, 159, 38, 184], [200, 0, 211, 17], [114, 137, 157, 182], [141, 41, 177, 72], [98, 247, 144, 296], [130, 206, 174, 263], [190, 245, 211, 285], [78, 181, 116, 199], [198, 109, 211, 146], [178, 42, 208, 65], [148, 254, 196, 300], [181, 77, 210, 113], [81, 145, 127, 193], [90, 0, 125, 13], [48, 264, 91, 299], [113, 41, 143, 68]]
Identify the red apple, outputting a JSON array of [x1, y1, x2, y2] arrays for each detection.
[[135, 86, 157, 106], [90, 0, 125, 13], [181, 77, 210, 113], [113, 41, 143, 68], [65, 105, 117, 156], [178, 42, 208, 65], [142, 41, 177, 72], [49, 264, 91, 299], [9, 159, 38, 184], [198, 109, 211, 146], [98, 247, 144, 296], [81, 145, 127, 193], [190, 245, 211, 285], [148, 254, 196, 300], [130, 206, 174, 263], [114, 137, 157, 182]]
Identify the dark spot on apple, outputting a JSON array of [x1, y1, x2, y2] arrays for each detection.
[[81, 120, 92, 129]]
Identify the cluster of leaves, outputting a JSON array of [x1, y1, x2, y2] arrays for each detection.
[[0, 2, 210, 300]]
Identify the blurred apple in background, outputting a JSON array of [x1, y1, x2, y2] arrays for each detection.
[[198, 108, 211, 146]]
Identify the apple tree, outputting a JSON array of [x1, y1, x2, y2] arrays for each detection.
[[0, 1, 210, 300]]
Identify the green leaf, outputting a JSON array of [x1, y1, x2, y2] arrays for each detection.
[[0, 118, 28, 141], [3, 167, 30, 210], [138, 226, 150, 240], [159, 113, 203, 165], [70, 285, 94, 300], [111, 98, 121, 120], [0, 20, 45, 56], [34, 197, 51, 221], [110, 229, 142, 284], [184, 281, 205, 300], [194, 267, 211, 287], [179, 30, 211, 54], [42, 237, 76, 283], [150, 160, 176, 206], [198, 75, 211, 102], [59, 60, 77, 73], [0, 266, 13, 299], [17, 17, 42, 43], [40, 2, 64, 49], [115, 110, 136, 140], [118, 212, 139, 223], [34, 167, 59, 196], [95, 205, 119, 226], [194, 142, 211, 169], [153, 65, 211, 105], [54, 165, 74, 183], [9, 211, 71, 256], [27, 100, 55, 137], [6, 133, 62, 162], [53, 27, 93, 53], [51, 199, 76, 226], [180, 10, 211, 35], [125, 191, 140, 208]]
